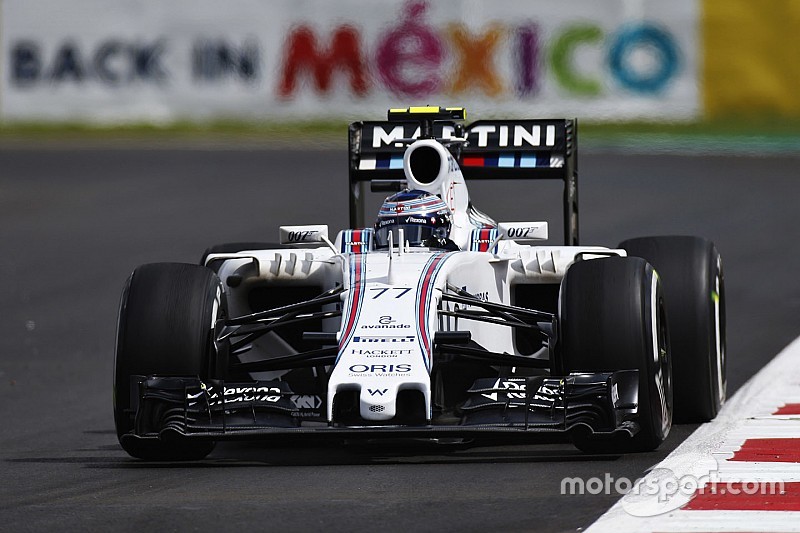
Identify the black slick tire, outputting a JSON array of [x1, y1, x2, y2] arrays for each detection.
[[619, 236, 726, 422], [558, 257, 673, 453], [113, 262, 224, 461]]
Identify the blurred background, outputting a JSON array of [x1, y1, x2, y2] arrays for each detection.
[[1, 0, 798, 139], [1, 1, 798, 531]]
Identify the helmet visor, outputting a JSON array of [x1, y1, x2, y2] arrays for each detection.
[[374, 224, 446, 248]]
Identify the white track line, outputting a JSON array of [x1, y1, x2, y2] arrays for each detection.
[[586, 336, 800, 532]]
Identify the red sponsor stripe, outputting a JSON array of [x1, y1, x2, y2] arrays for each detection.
[[416, 255, 442, 363], [352, 229, 362, 254], [478, 229, 492, 252], [462, 156, 484, 167], [774, 403, 800, 415], [730, 438, 800, 462], [338, 255, 365, 357], [415, 253, 451, 370], [683, 481, 799, 511]]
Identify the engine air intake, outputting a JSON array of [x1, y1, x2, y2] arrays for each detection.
[[409, 145, 442, 184]]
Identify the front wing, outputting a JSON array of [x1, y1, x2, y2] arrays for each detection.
[[120, 370, 641, 447]]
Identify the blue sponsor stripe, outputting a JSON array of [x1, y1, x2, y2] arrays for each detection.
[[414, 252, 454, 371], [376, 156, 391, 169], [498, 154, 515, 168], [336, 255, 367, 362], [469, 229, 480, 252], [341, 229, 371, 254], [389, 155, 403, 169], [340, 230, 351, 253], [536, 152, 549, 167], [484, 155, 499, 167], [469, 228, 497, 252], [519, 154, 538, 167]]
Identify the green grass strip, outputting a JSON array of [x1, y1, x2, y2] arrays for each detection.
[[0, 118, 798, 153]]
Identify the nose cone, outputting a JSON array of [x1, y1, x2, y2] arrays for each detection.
[[359, 385, 397, 421]]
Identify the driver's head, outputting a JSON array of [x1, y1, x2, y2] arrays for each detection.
[[374, 189, 452, 249]]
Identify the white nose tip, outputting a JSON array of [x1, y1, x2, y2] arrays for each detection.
[[359, 387, 396, 421]]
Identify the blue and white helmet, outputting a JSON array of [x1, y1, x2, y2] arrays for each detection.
[[374, 189, 452, 249]]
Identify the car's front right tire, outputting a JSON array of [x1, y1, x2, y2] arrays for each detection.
[[114, 262, 224, 461]]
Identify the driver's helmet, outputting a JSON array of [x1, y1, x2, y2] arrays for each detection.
[[374, 189, 452, 249]]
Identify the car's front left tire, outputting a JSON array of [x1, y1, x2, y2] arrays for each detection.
[[557, 256, 673, 453]]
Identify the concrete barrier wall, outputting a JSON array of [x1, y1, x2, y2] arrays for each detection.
[[0, 0, 795, 123]]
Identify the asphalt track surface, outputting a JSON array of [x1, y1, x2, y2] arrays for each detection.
[[1, 144, 798, 532]]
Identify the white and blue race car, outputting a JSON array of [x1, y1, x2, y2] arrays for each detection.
[[113, 107, 726, 460]]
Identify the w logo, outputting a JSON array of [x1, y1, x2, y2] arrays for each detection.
[[368, 388, 388, 396]]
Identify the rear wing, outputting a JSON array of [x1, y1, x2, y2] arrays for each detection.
[[348, 117, 579, 245]]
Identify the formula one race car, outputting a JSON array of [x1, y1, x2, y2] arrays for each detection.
[[113, 107, 726, 460]]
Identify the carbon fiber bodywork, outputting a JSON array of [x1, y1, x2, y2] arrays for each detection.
[[122, 370, 641, 447]]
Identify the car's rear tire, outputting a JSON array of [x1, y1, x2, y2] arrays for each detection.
[[558, 257, 672, 453], [114, 262, 224, 461], [619, 236, 726, 422]]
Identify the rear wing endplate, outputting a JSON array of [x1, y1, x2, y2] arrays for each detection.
[[348, 118, 578, 245]]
